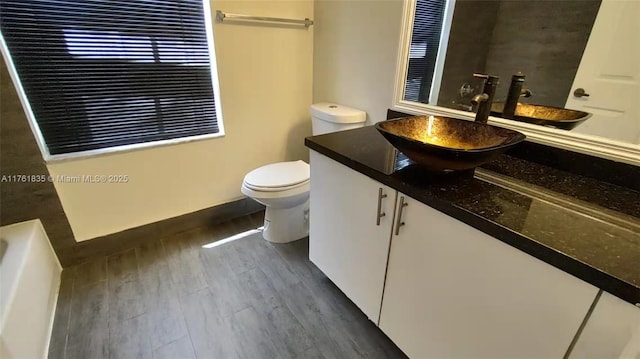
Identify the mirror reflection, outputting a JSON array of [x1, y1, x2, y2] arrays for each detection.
[[403, 0, 640, 145]]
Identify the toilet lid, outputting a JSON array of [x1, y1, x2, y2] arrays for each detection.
[[244, 160, 310, 189]]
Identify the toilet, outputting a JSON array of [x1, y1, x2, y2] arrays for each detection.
[[241, 103, 367, 243]]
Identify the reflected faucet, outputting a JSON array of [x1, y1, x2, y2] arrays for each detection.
[[503, 73, 532, 118], [471, 73, 499, 124]]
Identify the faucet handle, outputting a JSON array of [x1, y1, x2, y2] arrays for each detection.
[[473, 73, 500, 84]]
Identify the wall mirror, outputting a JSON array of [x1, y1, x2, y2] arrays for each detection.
[[393, 0, 639, 165]]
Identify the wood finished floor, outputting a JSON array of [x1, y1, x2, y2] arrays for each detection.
[[48, 212, 407, 359]]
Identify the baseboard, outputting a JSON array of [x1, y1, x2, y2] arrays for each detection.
[[61, 198, 265, 267]]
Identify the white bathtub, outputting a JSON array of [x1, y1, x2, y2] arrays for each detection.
[[0, 219, 61, 359]]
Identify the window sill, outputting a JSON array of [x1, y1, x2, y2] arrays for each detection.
[[44, 131, 226, 163]]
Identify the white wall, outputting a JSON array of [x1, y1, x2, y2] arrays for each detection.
[[47, 0, 314, 241], [313, 0, 403, 124]]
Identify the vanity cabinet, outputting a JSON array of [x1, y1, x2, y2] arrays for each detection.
[[309, 151, 397, 323], [570, 292, 640, 358], [308, 151, 620, 358], [378, 194, 599, 358]]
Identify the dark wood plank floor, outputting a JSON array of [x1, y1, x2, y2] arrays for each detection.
[[48, 212, 407, 359]]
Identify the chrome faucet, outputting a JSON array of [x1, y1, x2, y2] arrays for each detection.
[[471, 73, 500, 124], [503, 72, 532, 118]]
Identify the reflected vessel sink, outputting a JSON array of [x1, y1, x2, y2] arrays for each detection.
[[376, 115, 526, 171], [491, 102, 591, 130]]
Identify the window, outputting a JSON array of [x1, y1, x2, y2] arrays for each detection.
[[0, 0, 222, 157], [404, 0, 449, 104]]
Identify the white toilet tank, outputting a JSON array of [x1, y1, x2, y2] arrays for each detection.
[[310, 102, 367, 135]]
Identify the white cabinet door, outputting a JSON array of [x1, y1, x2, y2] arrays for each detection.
[[570, 292, 640, 359], [379, 193, 599, 358], [309, 151, 396, 323]]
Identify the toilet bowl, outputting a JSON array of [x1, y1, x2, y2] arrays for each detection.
[[241, 161, 310, 243], [242, 103, 366, 243]]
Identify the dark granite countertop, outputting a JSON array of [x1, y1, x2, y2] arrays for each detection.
[[305, 126, 640, 305]]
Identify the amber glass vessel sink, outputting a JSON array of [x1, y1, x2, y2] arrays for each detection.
[[491, 102, 591, 130], [375, 115, 525, 171]]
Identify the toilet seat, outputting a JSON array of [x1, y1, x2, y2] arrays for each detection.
[[241, 181, 309, 200], [243, 160, 310, 192], [244, 179, 309, 192]]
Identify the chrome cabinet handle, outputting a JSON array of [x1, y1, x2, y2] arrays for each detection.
[[395, 196, 408, 236], [573, 88, 590, 98], [376, 188, 387, 226]]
